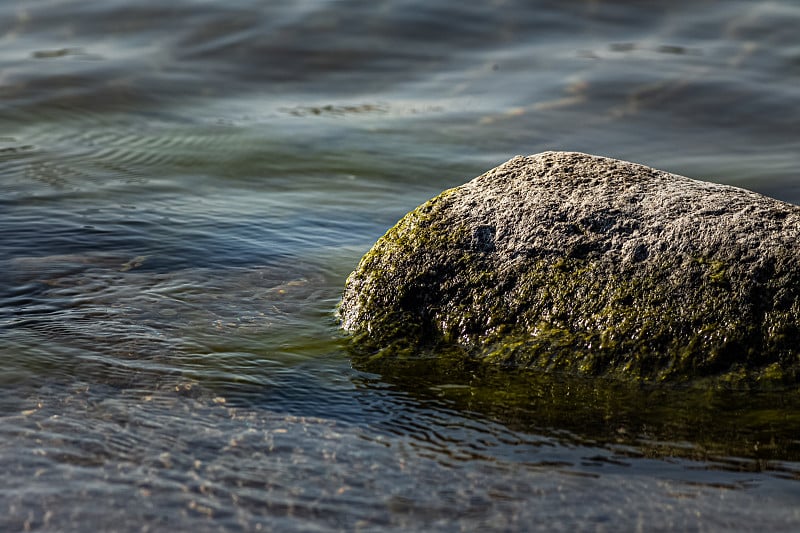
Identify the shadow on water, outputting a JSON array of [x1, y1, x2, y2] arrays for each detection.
[[350, 354, 800, 477]]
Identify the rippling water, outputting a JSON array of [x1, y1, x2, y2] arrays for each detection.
[[2, 1, 800, 530]]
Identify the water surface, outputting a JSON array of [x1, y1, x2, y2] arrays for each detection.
[[2, 0, 800, 530]]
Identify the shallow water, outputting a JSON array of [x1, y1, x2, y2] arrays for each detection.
[[2, 0, 800, 530]]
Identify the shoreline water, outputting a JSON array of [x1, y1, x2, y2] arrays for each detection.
[[2, 0, 799, 530]]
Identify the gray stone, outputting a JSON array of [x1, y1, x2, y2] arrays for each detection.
[[340, 151, 800, 384]]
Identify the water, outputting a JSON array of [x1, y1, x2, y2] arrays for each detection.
[[2, 0, 799, 530]]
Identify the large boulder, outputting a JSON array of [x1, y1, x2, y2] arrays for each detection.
[[340, 151, 800, 385]]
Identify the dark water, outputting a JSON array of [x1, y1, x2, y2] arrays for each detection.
[[2, 0, 800, 530]]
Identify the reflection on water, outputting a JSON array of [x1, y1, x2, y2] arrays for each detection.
[[1, 0, 800, 530], [358, 359, 800, 468]]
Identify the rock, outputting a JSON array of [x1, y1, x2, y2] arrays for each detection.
[[340, 151, 800, 385]]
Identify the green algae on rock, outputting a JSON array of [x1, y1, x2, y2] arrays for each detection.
[[340, 151, 800, 385]]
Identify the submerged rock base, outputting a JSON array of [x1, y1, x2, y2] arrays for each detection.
[[340, 151, 800, 385]]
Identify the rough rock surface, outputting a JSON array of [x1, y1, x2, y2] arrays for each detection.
[[340, 151, 800, 384]]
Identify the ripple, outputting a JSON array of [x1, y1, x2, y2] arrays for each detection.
[[1, 0, 799, 530], [2, 383, 799, 532]]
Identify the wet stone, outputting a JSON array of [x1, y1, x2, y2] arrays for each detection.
[[339, 151, 800, 385]]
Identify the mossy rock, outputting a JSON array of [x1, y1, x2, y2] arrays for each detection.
[[340, 151, 800, 386]]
